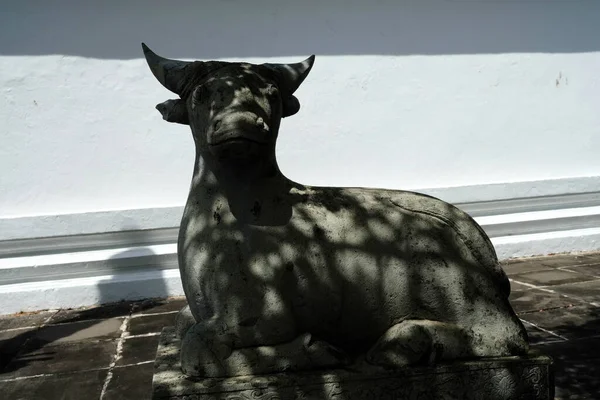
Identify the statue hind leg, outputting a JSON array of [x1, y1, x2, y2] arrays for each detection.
[[366, 318, 529, 368], [180, 318, 351, 378], [365, 320, 477, 368]]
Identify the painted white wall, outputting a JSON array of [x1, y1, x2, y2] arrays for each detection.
[[1, 0, 600, 222]]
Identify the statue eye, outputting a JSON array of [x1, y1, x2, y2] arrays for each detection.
[[192, 85, 209, 104], [266, 84, 279, 97]]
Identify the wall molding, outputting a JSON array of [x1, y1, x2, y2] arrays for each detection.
[[2, 176, 600, 314]]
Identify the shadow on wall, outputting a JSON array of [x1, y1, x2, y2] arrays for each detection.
[[1, 227, 174, 374], [1, 0, 599, 59]]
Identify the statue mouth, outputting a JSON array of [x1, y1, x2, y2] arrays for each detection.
[[209, 132, 268, 147]]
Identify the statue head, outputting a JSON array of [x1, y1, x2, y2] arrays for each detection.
[[142, 43, 315, 163]]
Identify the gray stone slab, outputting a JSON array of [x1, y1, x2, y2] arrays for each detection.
[[33, 318, 123, 344], [152, 327, 554, 400], [519, 306, 600, 340], [559, 263, 600, 277], [502, 262, 554, 276], [509, 290, 584, 314], [0, 369, 107, 400], [1, 339, 116, 378], [511, 269, 597, 287], [117, 335, 160, 366], [550, 280, 600, 304], [128, 313, 177, 336], [132, 297, 187, 315], [0, 311, 56, 331], [103, 363, 154, 400]]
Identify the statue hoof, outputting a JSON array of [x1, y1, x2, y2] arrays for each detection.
[[180, 325, 234, 378], [301, 333, 351, 367], [175, 305, 195, 339]]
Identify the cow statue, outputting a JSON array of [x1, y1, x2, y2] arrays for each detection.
[[142, 43, 529, 378]]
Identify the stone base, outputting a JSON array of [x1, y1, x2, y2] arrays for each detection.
[[152, 327, 554, 400]]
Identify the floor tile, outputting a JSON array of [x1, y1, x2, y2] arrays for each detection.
[[521, 320, 565, 345], [102, 363, 154, 400], [519, 306, 600, 340], [550, 280, 600, 304], [580, 252, 600, 264], [131, 297, 187, 315], [508, 280, 533, 292], [510, 269, 597, 287], [1, 339, 116, 378], [0, 369, 107, 400], [33, 318, 123, 345], [128, 313, 176, 336], [48, 301, 133, 325], [534, 337, 600, 400], [538, 254, 598, 268], [560, 263, 600, 277], [535, 336, 600, 362], [510, 290, 583, 314], [502, 261, 554, 275], [0, 328, 35, 371], [0, 311, 56, 331], [117, 335, 160, 366]]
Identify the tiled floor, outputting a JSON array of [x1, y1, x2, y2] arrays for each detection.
[[1, 253, 600, 399]]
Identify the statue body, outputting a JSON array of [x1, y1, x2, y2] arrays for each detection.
[[142, 44, 528, 378]]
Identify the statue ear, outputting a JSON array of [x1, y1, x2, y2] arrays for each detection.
[[156, 99, 189, 125], [281, 95, 300, 118]]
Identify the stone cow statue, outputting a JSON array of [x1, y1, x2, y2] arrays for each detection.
[[142, 43, 529, 378]]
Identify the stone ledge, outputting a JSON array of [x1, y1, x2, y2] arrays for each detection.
[[153, 327, 554, 400]]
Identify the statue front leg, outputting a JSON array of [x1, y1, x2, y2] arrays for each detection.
[[175, 304, 195, 339], [180, 320, 350, 377]]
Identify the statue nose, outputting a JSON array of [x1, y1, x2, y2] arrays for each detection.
[[256, 117, 269, 132]]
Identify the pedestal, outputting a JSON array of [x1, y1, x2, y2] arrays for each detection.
[[152, 327, 554, 400]]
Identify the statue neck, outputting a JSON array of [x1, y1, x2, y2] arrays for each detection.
[[188, 151, 296, 225]]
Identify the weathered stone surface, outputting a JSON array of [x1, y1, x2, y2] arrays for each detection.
[[153, 328, 554, 400], [142, 43, 529, 379]]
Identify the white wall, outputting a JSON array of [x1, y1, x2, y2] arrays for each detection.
[[2, 0, 600, 220], [2, 0, 600, 312]]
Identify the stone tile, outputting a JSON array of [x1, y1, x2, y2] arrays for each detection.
[[131, 297, 187, 315], [103, 363, 154, 400], [519, 306, 600, 340], [0, 328, 35, 371], [581, 252, 600, 264], [48, 301, 133, 325], [561, 263, 600, 277], [551, 280, 600, 304], [117, 335, 160, 366], [510, 290, 583, 314], [535, 336, 600, 362], [128, 313, 176, 336], [534, 337, 600, 400], [538, 254, 598, 268], [508, 280, 532, 292], [0, 369, 108, 400], [1, 338, 116, 378], [32, 318, 123, 345], [521, 320, 565, 345], [510, 269, 597, 287], [501, 261, 554, 275], [0, 311, 56, 331]]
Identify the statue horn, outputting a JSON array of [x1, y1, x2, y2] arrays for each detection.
[[141, 43, 191, 95], [264, 55, 316, 95]]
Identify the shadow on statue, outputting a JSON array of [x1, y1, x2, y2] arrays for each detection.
[[140, 44, 553, 399]]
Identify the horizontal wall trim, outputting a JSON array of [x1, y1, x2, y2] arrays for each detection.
[[2, 176, 600, 242], [2, 177, 600, 314], [2, 199, 600, 286]]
